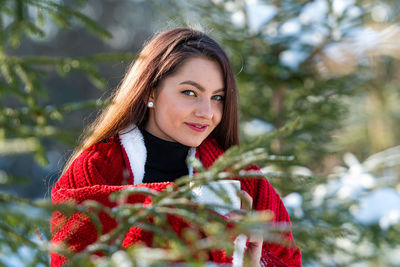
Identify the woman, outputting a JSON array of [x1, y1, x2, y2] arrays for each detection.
[[51, 28, 301, 266]]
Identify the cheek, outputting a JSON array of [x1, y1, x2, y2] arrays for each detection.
[[155, 99, 188, 123], [213, 105, 223, 125]]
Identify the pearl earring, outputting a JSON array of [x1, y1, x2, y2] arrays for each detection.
[[147, 101, 154, 108]]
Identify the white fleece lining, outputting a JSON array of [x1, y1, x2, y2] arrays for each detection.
[[119, 124, 197, 184], [119, 125, 147, 185], [187, 147, 196, 178]]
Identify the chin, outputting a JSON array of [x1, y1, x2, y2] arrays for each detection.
[[180, 137, 205, 148]]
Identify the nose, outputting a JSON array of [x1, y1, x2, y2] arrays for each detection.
[[194, 99, 213, 120]]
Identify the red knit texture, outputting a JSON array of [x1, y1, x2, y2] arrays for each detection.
[[51, 136, 302, 266]]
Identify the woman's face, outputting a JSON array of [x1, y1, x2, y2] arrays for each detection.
[[145, 57, 225, 147]]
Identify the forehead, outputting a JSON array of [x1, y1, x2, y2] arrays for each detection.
[[165, 57, 225, 90]]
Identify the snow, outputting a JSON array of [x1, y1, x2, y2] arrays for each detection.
[[336, 151, 400, 229], [332, 0, 355, 16], [230, 0, 277, 32], [0, 236, 45, 267], [336, 153, 376, 199], [283, 192, 302, 210], [231, 11, 245, 28], [279, 50, 308, 69], [242, 119, 274, 137], [299, 0, 329, 25], [299, 30, 326, 46], [283, 192, 304, 218], [318, 153, 377, 201], [280, 19, 301, 36], [385, 246, 400, 265], [290, 166, 313, 177], [312, 184, 328, 207], [371, 3, 391, 22], [352, 187, 400, 228], [380, 210, 400, 230], [309, 149, 400, 231], [347, 28, 382, 56], [363, 145, 400, 171], [245, 0, 277, 33]]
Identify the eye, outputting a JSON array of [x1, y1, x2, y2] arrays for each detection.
[[181, 90, 196, 97], [212, 95, 225, 102]]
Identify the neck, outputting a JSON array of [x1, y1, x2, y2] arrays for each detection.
[[141, 128, 190, 183]]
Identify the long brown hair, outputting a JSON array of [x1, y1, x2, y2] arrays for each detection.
[[64, 27, 239, 172]]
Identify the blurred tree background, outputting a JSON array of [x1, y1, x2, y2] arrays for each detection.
[[1, 0, 400, 266]]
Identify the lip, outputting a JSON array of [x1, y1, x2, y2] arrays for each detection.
[[185, 122, 209, 132]]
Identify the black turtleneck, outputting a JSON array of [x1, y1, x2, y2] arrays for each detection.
[[141, 129, 190, 183]]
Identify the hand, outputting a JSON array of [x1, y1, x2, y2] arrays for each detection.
[[226, 190, 263, 267]]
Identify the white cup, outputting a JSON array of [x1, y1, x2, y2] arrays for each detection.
[[192, 180, 241, 215]]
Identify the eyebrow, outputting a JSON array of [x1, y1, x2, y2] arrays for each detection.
[[179, 80, 224, 94]]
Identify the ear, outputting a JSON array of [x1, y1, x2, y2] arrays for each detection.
[[146, 89, 156, 106], [148, 89, 156, 102]]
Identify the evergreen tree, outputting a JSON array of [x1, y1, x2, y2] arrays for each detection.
[[150, 0, 400, 265], [0, 1, 133, 266]]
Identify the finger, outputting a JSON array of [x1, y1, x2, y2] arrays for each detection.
[[248, 232, 263, 243], [247, 210, 267, 243], [245, 236, 263, 266], [224, 212, 242, 221], [239, 190, 253, 211]]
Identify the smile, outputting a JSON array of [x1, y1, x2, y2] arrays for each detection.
[[185, 122, 208, 132]]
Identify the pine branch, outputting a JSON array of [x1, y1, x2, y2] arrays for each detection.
[[26, 0, 111, 39], [0, 221, 39, 249]]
